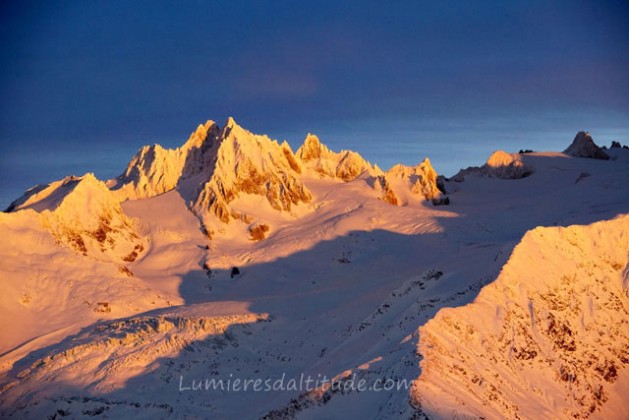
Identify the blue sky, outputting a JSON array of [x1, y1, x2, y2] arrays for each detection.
[[1, 0, 628, 208]]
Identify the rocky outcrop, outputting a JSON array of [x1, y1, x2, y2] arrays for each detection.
[[564, 131, 610, 160], [374, 175, 399, 205]]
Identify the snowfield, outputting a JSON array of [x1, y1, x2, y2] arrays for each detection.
[[1, 119, 628, 419]]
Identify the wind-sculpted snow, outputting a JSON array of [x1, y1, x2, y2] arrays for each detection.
[[413, 215, 629, 419], [0, 305, 269, 415]]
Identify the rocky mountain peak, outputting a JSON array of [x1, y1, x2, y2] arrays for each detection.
[[564, 131, 610, 160], [296, 134, 332, 162]]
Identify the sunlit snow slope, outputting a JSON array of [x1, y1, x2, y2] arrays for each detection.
[[413, 215, 629, 419], [1, 120, 627, 419]]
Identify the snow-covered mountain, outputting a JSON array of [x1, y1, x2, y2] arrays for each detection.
[[191, 118, 312, 229], [295, 134, 443, 204], [452, 149, 534, 181], [106, 117, 444, 237], [412, 215, 629, 419], [107, 120, 221, 201], [1, 121, 628, 419], [296, 133, 379, 181], [6, 173, 144, 262], [382, 159, 443, 204]]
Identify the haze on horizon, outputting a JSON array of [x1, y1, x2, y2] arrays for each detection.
[[1, 0, 628, 208]]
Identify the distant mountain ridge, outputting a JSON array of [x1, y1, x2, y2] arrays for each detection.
[[5, 117, 445, 254], [111, 118, 445, 226]]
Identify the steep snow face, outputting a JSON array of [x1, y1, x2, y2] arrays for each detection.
[[109, 143, 182, 201], [564, 131, 610, 160], [109, 121, 220, 201], [7, 174, 144, 262], [180, 120, 223, 183], [382, 158, 442, 204], [453, 150, 533, 181], [296, 134, 379, 181], [413, 215, 629, 419]]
